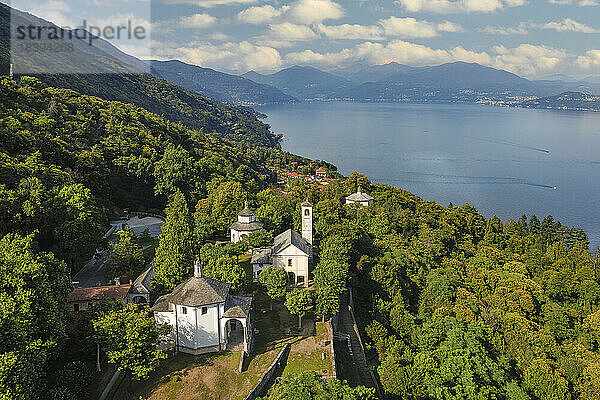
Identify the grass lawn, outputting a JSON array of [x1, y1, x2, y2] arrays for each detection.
[[282, 321, 333, 377], [113, 348, 282, 400]]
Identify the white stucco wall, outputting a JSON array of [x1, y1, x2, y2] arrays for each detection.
[[345, 199, 373, 207], [157, 302, 226, 350], [272, 244, 309, 287]]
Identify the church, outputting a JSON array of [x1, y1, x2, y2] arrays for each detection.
[[152, 260, 253, 355], [230, 201, 263, 243], [346, 186, 374, 207], [251, 200, 313, 287]]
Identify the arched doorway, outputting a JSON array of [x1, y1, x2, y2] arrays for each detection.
[[288, 271, 296, 285], [226, 319, 245, 350]]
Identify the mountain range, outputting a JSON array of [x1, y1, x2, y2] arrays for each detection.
[[148, 60, 297, 105], [4, 2, 600, 114], [241, 62, 600, 104]]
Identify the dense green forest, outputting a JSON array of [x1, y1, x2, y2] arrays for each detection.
[[0, 2, 280, 147], [0, 76, 305, 270], [1, 75, 600, 400]]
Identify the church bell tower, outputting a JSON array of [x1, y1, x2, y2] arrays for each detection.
[[301, 199, 313, 247]]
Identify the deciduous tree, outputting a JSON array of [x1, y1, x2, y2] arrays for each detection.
[[285, 289, 313, 330]]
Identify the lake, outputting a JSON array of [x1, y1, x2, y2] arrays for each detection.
[[256, 102, 600, 249]]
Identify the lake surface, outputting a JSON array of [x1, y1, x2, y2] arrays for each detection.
[[257, 102, 600, 249]]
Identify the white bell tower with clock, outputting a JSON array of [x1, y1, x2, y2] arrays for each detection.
[[301, 199, 313, 249]]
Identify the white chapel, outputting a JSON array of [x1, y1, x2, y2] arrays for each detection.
[[230, 201, 263, 243], [152, 260, 253, 355], [251, 200, 313, 287]]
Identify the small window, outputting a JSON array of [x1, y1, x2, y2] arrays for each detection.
[[181, 306, 187, 314], [202, 307, 208, 315], [73, 303, 79, 312], [304, 209, 310, 216], [297, 276, 305, 284], [288, 258, 293, 267]]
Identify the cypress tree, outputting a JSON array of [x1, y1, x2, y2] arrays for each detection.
[[151, 190, 194, 293]]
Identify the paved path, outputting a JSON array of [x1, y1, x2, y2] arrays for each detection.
[[338, 291, 378, 390]]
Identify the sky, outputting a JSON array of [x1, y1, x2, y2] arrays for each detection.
[[9, 0, 600, 78]]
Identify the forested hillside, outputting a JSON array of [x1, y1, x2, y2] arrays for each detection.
[[305, 174, 599, 400], [0, 2, 280, 147], [0, 76, 280, 268]]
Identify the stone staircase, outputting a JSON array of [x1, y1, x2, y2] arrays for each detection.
[[337, 291, 378, 390]]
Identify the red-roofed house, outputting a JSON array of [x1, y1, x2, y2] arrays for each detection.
[[315, 168, 327, 178], [69, 281, 132, 313]]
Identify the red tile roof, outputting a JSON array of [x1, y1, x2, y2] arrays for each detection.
[[69, 283, 132, 303]]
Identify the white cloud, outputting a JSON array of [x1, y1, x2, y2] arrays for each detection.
[[288, 0, 344, 24], [285, 40, 452, 67], [156, 41, 282, 72], [479, 23, 529, 35], [236, 5, 290, 24], [266, 22, 318, 41], [450, 46, 491, 63], [437, 21, 465, 32], [492, 44, 567, 76], [155, 0, 257, 6], [315, 23, 385, 40], [576, 49, 600, 69], [480, 19, 598, 35], [316, 17, 463, 40], [549, 0, 598, 5], [379, 17, 438, 38], [395, 0, 525, 13], [535, 18, 598, 33], [178, 13, 217, 29], [209, 32, 230, 40]]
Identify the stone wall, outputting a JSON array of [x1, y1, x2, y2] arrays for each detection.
[[243, 343, 290, 400], [328, 319, 337, 378]]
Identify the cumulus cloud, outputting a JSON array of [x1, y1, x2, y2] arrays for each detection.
[[178, 13, 217, 29], [479, 23, 529, 35], [315, 23, 385, 40], [535, 18, 598, 33], [379, 17, 438, 38], [437, 21, 466, 32], [316, 18, 464, 40], [480, 19, 598, 35], [549, 0, 598, 5], [395, 0, 525, 13], [155, 41, 282, 71], [286, 40, 452, 67], [288, 0, 344, 24], [576, 49, 600, 69], [266, 22, 318, 41], [492, 44, 568, 76], [236, 5, 290, 24], [155, 0, 257, 6], [234, 0, 343, 26]]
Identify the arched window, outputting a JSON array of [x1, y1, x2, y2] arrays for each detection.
[[304, 209, 310, 216]]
